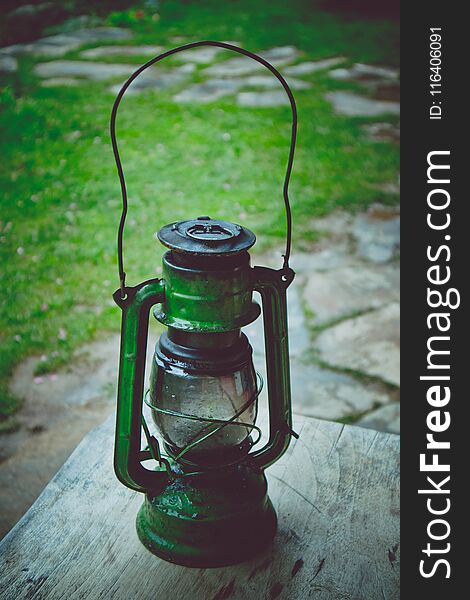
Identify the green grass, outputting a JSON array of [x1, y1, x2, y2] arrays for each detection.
[[0, 0, 399, 424]]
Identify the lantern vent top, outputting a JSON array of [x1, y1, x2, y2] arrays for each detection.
[[157, 216, 256, 256]]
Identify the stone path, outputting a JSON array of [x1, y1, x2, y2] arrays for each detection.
[[2, 24, 401, 116], [244, 203, 400, 429], [1, 24, 401, 118]]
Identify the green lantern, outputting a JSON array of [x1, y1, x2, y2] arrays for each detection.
[[111, 42, 298, 568]]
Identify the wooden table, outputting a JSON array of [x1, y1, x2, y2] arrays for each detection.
[[0, 414, 400, 600]]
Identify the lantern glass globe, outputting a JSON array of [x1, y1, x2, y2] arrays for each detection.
[[149, 361, 257, 463]]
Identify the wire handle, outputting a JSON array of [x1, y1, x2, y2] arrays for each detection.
[[110, 41, 297, 297]]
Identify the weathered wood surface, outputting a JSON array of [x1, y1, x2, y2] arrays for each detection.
[[0, 414, 400, 600]]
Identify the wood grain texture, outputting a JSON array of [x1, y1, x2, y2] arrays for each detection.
[[0, 414, 400, 600]]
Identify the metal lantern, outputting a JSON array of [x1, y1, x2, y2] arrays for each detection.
[[111, 42, 298, 568]]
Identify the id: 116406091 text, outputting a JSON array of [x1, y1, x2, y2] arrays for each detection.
[[429, 27, 443, 120]]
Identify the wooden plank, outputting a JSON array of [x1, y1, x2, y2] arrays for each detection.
[[0, 414, 400, 600]]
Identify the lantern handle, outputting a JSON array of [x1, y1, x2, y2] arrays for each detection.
[[110, 41, 297, 298]]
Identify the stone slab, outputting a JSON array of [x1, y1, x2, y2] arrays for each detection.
[[174, 78, 240, 103], [34, 60, 136, 80], [240, 75, 311, 90], [255, 357, 394, 421], [204, 46, 299, 76], [284, 57, 345, 75], [330, 63, 399, 82], [109, 64, 194, 95], [243, 284, 310, 360], [80, 45, 164, 58], [174, 74, 310, 104], [40, 77, 81, 87], [352, 206, 400, 263], [303, 263, 399, 325], [316, 302, 400, 386], [325, 91, 400, 116], [290, 362, 392, 420], [237, 90, 290, 107], [1, 27, 133, 58]]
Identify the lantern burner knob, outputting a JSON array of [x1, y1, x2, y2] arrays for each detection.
[[187, 221, 235, 242], [157, 217, 256, 256]]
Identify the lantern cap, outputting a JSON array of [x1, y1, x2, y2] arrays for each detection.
[[157, 216, 256, 256]]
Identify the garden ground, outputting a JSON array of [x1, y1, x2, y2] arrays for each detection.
[[0, 0, 399, 536]]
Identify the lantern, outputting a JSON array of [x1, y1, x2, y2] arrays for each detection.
[[111, 42, 298, 567]]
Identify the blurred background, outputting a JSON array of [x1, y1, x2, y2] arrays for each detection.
[[0, 0, 399, 538]]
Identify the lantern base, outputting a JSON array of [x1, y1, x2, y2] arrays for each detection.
[[136, 465, 277, 567]]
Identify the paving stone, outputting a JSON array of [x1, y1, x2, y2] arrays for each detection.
[[316, 302, 400, 386], [303, 263, 399, 325], [204, 46, 299, 76], [40, 77, 82, 87], [174, 78, 241, 103], [253, 248, 359, 275], [178, 46, 221, 64], [352, 205, 400, 263], [362, 122, 400, 143], [284, 57, 345, 75], [237, 90, 290, 107], [34, 60, 191, 92], [255, 359, 392, 420], [311, 210, 355, 236], [175, 63, 196, 74], [357, 403, 400, 434], [325, 91, 400, 117], [172, 42, 239, 64], [262, 46, 300, 61], [243, 284, 310, 360], [291, 362, 393, 420], [330, 63, 399, 82], [0, 55, 17, 73], [290, 248, 359, 273], [80, 45, 164, 58], [1, 27, 133, 58], [34, 60, 136, 80], [110, 64, 194, 95], [238, 75, 311, 90], [174, 74, 310, 104]]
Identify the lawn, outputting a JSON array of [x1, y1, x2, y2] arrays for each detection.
[[0, 0, 399, 429]]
